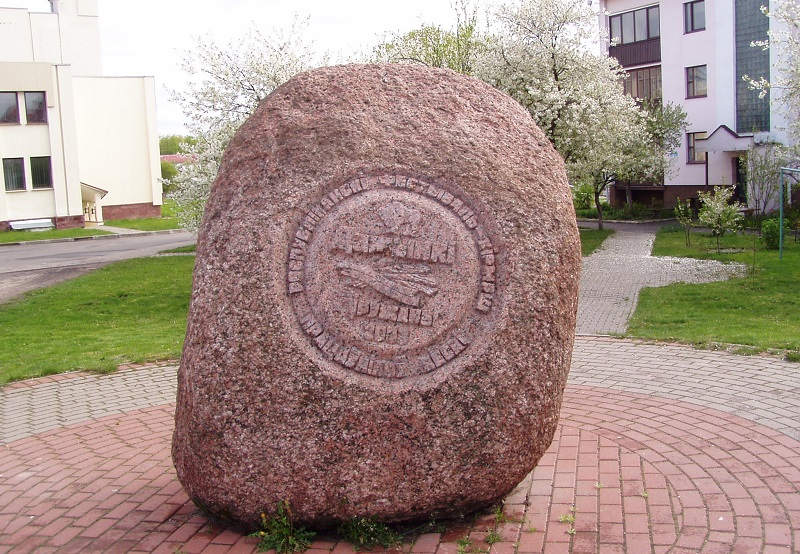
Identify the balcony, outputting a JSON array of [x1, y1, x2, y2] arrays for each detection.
[[609, 38, 661, 68]]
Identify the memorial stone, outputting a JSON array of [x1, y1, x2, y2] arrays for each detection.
[[172, 63, 581, 528]]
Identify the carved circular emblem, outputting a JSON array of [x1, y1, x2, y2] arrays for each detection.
[[287, 175, 503, 379]]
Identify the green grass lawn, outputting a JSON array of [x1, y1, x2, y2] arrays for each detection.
[[104, 217, 181, 231], [628, 227, 800, 356], [104, 198, 182, 231], [0, 256, 195, 384], [0, 228, 112, 243], [161, 244, 197, 254], [579, 228, 614, 256]]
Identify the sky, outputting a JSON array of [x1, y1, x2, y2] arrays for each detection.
[[91, 0, 476, 135], [0, 1, 504, 135]]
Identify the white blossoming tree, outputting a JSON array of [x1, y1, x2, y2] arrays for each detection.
[[476, 0, 684, 229], [698, 186, 744, 253], [745, 141, 794, 218], [167, 20, 324, 232]]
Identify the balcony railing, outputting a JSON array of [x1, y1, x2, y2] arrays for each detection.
[[609, 38, 661, 68]]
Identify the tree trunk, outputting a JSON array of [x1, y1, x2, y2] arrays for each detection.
[[594, 188, 604, 231], [625, 183, 633, 210]]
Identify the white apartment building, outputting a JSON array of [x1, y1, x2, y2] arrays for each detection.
[[0, 0, 161, 230], [598, 0, 790, 210]]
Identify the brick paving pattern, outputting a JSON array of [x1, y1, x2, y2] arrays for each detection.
[[0, 363, 177, 444], [1, 223, 798, 552]]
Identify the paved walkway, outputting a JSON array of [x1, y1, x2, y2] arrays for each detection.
[[1, 223, 798, 553], [577, 223, 746, 335]]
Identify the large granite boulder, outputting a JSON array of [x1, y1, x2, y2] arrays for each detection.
[[172, 64, 580, 529]]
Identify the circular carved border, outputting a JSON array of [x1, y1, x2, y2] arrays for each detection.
[[287, 175, 504, 379]]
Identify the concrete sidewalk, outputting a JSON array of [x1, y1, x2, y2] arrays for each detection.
[[1, 223, 798, 553]]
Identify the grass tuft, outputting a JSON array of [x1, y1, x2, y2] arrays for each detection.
[[337, 517, 402, 550], [250, 501, 315, 554]]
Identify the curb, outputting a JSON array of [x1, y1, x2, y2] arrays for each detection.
[[0, 228, 190, 247]]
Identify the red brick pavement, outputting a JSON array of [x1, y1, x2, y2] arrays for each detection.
[[1, 385, 798, 553]]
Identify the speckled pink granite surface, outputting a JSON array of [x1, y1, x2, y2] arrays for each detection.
[[172, 64, 580, 529]]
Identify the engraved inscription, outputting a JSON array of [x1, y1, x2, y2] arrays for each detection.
[[287, 175, 501, 379]]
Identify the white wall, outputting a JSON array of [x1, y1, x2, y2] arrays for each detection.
[[661, 0, 731, 187], [605, 0, 750, 191], [0, 1, 159, 225], [72, 76, 161, 208], [0, 62, 83, 222], [0, 0, 101, 75]]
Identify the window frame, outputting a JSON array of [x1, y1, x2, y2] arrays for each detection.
[[24, 92, 47, 124], [3, 158, 26, 192], [686, 65, 708, 98], [623, 66, 662, 102], [687, 132, 708, 164], [30, 156, 53, 189], [684, 0, 706, 34], [609, 6, 660, 45], [0, 92, 20, 125]]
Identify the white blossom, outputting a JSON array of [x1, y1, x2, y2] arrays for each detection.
[[166, 19, 325, 233], [475, 0, 683, 228]]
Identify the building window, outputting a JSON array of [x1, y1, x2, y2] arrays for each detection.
[[24, 92, 47, 123], [610, 6, 660, 45], [0, 92, 20, 124], [623, 66, 662, 101], [3, 158, 26, 191], [31, 156, 52, 189], [687, 132, 708, 164], [685, 1, 706, 33], [686, 65, 708, 98]]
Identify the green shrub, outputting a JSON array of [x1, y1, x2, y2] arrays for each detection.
[[761, 217, 790, 249], [572, 182, 594, 210], [161, 160, 178, 182]]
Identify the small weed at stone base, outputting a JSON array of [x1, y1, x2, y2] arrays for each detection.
[[485, 530, 503, 544], [409, 517, 447, 535], [491, 503, 523, 525], [594, 482, 603, 489], [566, 528, 577, 536], [786, 351, 800, 363], [492, 504, 505, 524], [249, 501, 316, 554], [456, 537, 473, 554], [337, 516, 402, 550], [641, 491, 649, 498]]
